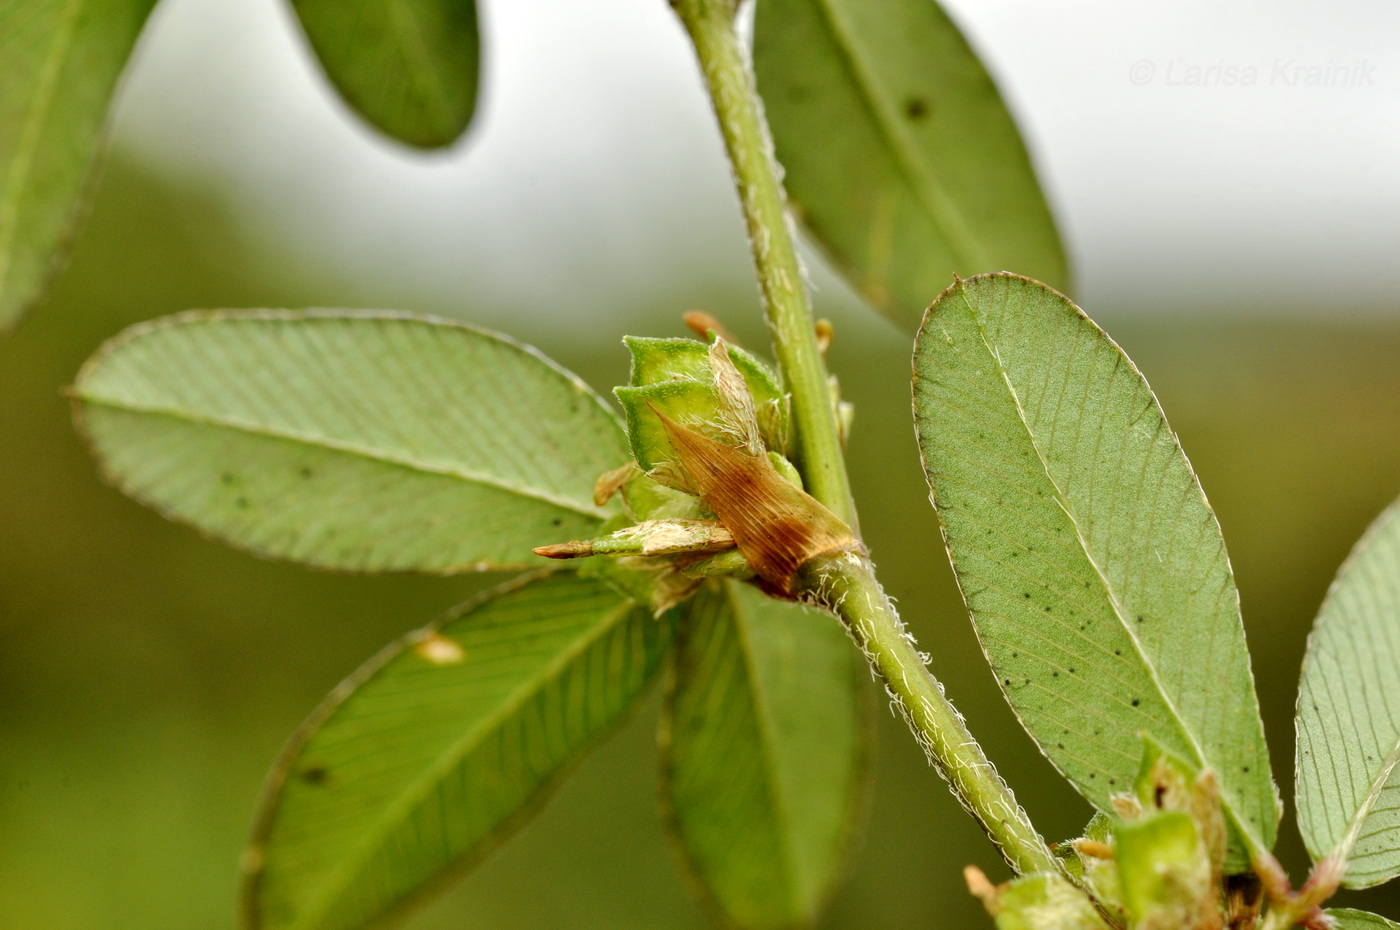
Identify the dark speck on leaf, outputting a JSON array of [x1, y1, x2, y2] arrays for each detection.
[[221, 472, 235, 485], [904, 96, 929, 120], [301, 766, 330, 785], [1004, 678, 1011, 685], [552, 517, 563, 527], [1131, 699, 1140, 706], [299, 466, 313, 479], [1136, 615, 1144, 623], [1115, 650, 1122, 656]]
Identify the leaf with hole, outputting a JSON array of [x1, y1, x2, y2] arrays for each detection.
[[72, 311, 626, 572], [753, 0, 1067, 332], [1296, 497, 1400, 887], [0, 0, 157, 330], [913, 273, 1277, 870], [660, 579, 868, 929], [243, 571, 674, 930], [290, 0, 480, 148]]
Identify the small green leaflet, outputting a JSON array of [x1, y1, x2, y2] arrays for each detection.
[[290, 0, 480, 149], [72, 311, 626, 572], [660, 580, 868, 929], [753, 0, 1067, 333], [0, 0, 158, 330], [1296, 497, 1400, 887], [244, 571, 674, 930], [1328, 909, 1400, 929], [913, 273, 1277, 870]]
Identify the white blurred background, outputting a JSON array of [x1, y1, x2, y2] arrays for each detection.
[[113, 0, 1400, 330]]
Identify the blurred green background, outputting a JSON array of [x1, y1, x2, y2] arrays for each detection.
[[2, 151, 1399, 929], [4, 0, 1400, 925]]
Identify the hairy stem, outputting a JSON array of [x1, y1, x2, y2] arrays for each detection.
[[670, 0, 1058, 878], [669, 0, 855, 528], [804, 552, 1059, 875]]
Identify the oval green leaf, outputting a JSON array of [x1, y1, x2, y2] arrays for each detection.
[[290, 0, 480, 148], [1296, 497, 1400, 887], [753, 0, 1067, 332], [1329, 910, 1400, 929], [244, 571, 674, 930], [72, 311, 625, 572], [913, 273, 1277, 870], [660, 579, 868, 929], [0, 0, 157, 330]]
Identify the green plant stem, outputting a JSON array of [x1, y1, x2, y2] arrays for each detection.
[[671, 0, 1058, 879], [669, 0, 854, 528], [803, 552, 1059, 875]]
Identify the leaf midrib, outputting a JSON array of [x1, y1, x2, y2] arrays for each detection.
[[79, 392, 610, 519], [0, 0, 86, 300], [1333, 731, 1400, 874], [955, 285, 1265, 857], [289, 597, 641, 930], [805, 0, 989, 272]]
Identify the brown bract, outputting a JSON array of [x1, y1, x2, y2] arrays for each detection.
[[653, 408, 857, 596]]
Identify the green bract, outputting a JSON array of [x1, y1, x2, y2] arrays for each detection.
[[615, 335, 791, 472], [975, 872, 1112, 930], [1114, 813, 1208, 928]]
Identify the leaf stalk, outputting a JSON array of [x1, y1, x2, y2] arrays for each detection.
[[802, 552, 1060, 876]]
